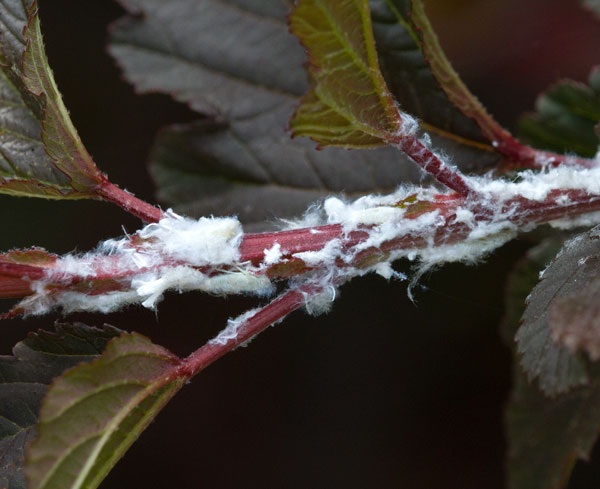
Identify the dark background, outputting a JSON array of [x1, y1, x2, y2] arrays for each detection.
[[1, 1, 600, 487]]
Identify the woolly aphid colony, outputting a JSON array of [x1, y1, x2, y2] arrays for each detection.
[[16, 124, 600, 347]]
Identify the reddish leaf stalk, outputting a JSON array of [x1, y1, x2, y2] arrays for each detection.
[[172, 191, 600, 383], [393, 134, 474, 197], [144, 185, 600, 424], [97, 181, 164, 223], [464, 111, 594, 171], [494, 136, 596, 171], [178, 285, 318, 377]]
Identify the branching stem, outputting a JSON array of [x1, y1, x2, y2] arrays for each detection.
[[239, 188, 600, 270]]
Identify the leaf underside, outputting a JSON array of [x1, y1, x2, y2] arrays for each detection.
[[504, 240, 600, 489], [0, 323, 122, 489], [289, 0, 402, 147], [109, 0, 498, 227], [0, 0, 104, 199], [518, 68, 600, 158], [25, 331, 185, 489]]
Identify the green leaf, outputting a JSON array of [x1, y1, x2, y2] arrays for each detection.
[[25, 331, 186, 489], [503, 239, 600, 489], [289, 0, 402, 147], [0, 0, 104, 198], [0, 323, 122, 489], [517, 68, 600, 157], [110, 0, 498, 225]]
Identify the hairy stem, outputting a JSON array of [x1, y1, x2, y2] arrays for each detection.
[[5, 174, 600, 316], [240, 188, 600, 275], [394, 134, 474, 196], [4, 186, 600, 297], [97, 181, 164, 223], [179, 285, 317, 377], [497, 141, 596, 171]]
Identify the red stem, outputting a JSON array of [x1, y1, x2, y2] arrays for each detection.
[[0, 262, 47, 280], [240, 225, 368, 265], [494, 136, 596, 171], [471, 117, 595, 171], [3, 185, 600, 304], [178, 285, 317, 377], [170, 184, 585, 383], [239, 188, 600, 270], [97, 181, 164, 223], [394, 134, 474, 197]]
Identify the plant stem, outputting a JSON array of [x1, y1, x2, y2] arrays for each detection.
[[494, 138, 596, 171], [0, 262, 47, 280], [394, 135, 474, 196], [240, 188, 600, 275], [5, 180, 600, 310], [240, 224, 368, 264], [97, 181, 164, 223], [179, 285, 316, 377]]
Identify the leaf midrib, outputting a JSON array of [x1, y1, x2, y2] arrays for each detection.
[[34, 369, 181, 489]]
